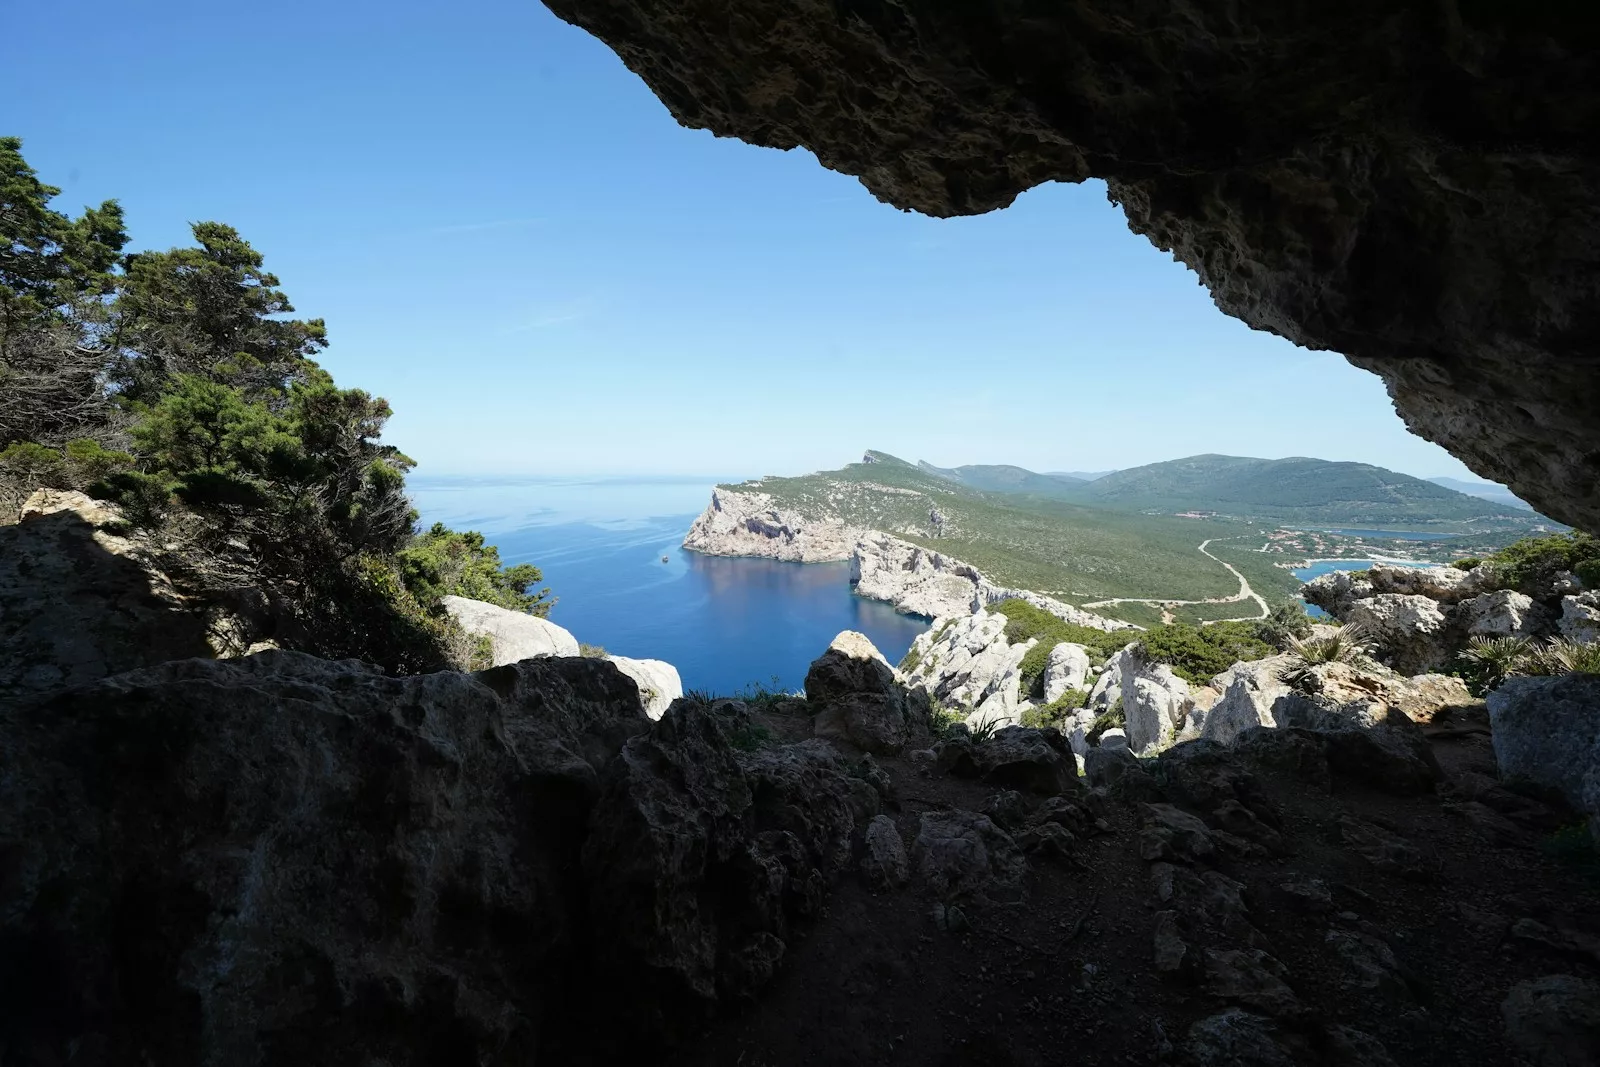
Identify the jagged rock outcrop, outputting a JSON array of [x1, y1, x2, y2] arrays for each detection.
[[0, 490, 217, 703], [806, 630, 921, 753], [851, 531, 992, 617], [1500, 975, 1600, 1067], [542, 0, 1600, 530], [900, 611, 1034, 728], [1187, 658, 1292, 747], [683, 486, 856, 562], [1306, 563, 1596, 677], [1560, 593, 1600, 643], [443, 593, 581, 659], [1345, 593, 1453, 675], [1459, 589, 1554, 639], [1125, 660, 1194, 758], [607, 654, 684, 719], [1488, 674, 1600, 833], [852, 530, 1131, 629], [0, 651, 653, 1063], [1042, 641, 1092, 700]]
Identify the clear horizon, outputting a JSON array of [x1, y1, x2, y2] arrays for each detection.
[[7, 0, 1495, 486]]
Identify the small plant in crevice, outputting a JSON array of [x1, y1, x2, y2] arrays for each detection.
[[1537, 637, 1600, 677], [578, 643, 608, 658], [1280, 623, 1377, 688], [1019, 687, 1088, 730], [928, 698, 967, 740], [1456, 635, 1539, 694], [968, 716, 1004, 743], [1084, 697, 1124, 746]]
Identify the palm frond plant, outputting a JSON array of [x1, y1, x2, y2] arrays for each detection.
[[1280, 622, 1377, 687], [1537, 637, 1600, 677], [1457, 635, 1539, 692]]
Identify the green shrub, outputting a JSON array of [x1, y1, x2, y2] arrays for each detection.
[[1451, 557, 1482, 571], [578, 643, 608, 658], [1134, 621, 1275, 686], [398, 522, 553, 615], [1539, 638, 1600, 677], [990, 598, 1131, 661], [899, 645, 922, 673], [1485, 532, 1600, 592], [1085, 697, 1124, 745], [1019, 687, 1088, 729], [1577, 558, 1600, 590], [1254, 598, 1315, 650]]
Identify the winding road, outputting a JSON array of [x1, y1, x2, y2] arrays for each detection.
[[1080, 538, 1270, 623]]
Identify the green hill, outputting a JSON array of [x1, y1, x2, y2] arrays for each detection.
[[915, 460, 1084, 497], [1066, 454, 1537, 529], [730, 451, 1266, 606]]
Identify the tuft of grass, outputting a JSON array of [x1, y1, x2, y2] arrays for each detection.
[[899, 645, 923, 673], [968, 716, 1005, 743], [1281, 623, 1376, 688], [1538, 637, 1600, 676], [735, 675, 801, 709], [579, 642, 608, 658]]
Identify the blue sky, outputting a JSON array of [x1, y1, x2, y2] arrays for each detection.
[[6, 0, 1486, 483]]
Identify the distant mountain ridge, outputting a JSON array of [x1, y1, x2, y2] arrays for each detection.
[[917, 452, 1543, 529], [915, 460, 1084, 497], [1426, 476, 1533, 511]]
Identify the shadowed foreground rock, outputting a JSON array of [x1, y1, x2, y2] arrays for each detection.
[[541, 0, 1600, 530], [0, 651, 650, 1064]]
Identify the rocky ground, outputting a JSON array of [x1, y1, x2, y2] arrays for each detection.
[[4, 499, 1599, 1065], [665, 673, 1600, 1067]]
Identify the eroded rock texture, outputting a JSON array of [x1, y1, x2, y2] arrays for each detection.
[[542, 0, 1600, 529]]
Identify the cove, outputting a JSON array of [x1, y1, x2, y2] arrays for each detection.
[[409, 477, 928, 694]]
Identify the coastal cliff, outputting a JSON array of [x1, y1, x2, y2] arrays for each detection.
[[685, 488, 1131, 631], [682, 487, 858, 562]]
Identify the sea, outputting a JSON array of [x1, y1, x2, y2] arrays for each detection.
[[408, 475, 928, 694]]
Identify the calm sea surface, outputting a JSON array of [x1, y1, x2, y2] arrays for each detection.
[[408, 476, 928, 694]]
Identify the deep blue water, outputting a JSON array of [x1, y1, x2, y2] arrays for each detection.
[[409, 476, 928, 694], [1291, 527, 1460, 541]]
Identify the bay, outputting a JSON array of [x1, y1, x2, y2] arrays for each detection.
[[408, 476, 928, 694]]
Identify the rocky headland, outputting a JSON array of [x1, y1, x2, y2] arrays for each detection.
[[684, 484, 1132, 629]]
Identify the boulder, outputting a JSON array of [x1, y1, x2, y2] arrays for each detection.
[[607, 655, 684, 719], [1042, 642, 1092, 700], [1303, 570, 1376, 619], [443, 594, 580, 661], [1459, 588, 1554, 639], [584, 709, 876, 1044], [0, 489, 215, 703], [1272, 693, 1439, 795], [1298, 660, 1476, 725], [937, 726, 1078, 794], [860, 814, 909, 891], [1500, 974, 1600, 1067], [911, 809, 1026, 898], [900, 611, 1031, 727], [1366, 564, 1496, 604], [1560, 594, 1600, 644], [1488, 675, 1600, 828], [1193, 660, 1288, 746], [807, 631, 916, 753], [1124, 659, 1193, 756], [1344, 594, 1452, 675], [0, 650, 651, 1063]]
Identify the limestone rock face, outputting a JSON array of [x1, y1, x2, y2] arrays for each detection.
[[911, 809, 1025, 898], [806, 630, 916, 753], [607, 655, 684, 719], [1345, 594, 1452, 675], [1196, 665, 1288, 746], [0, 651, 652, 1063], [682, 487, 856, 562], [443, 594, 580, 660], [900, 611, 1031, 729], [1042, 642, 1092, 701], [852, 531, 990, 618], [1488, 675, 1600, 829], [542, 0, 1600, 529], [1125, 662, 1193, 757], [1459, 589, 1553, 639], [1560, 594, 1600, 644], [0, 490, 214, 703]]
